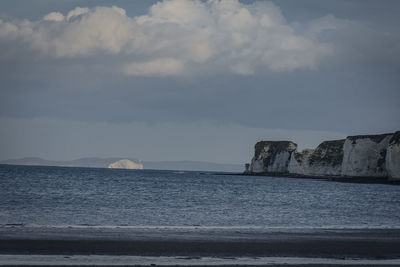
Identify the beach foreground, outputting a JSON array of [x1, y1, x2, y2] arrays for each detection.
[[0, 226, 400, 266]]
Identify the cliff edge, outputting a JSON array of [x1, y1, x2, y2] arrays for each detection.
[[246, 131, 400, 180]]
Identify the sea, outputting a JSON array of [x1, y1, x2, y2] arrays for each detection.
[[1, 164, 400, 228]]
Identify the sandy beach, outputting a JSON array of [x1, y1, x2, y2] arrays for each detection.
[[0, 226, 400, 266]]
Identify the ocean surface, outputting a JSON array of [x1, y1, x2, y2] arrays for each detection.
[[1, 164, 400, 228]]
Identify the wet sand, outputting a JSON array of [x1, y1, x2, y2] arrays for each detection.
[[1, 254, 400, 266], [1, 237, 400, 258], [0, 226, 400, 260]]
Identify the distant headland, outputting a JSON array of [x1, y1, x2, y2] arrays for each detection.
[[245, 131, 400, 181], [0, 158, 243, 172], [0, 157, 143, 170]]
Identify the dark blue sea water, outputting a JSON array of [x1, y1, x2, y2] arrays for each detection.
[[1, 164, 400, 228]]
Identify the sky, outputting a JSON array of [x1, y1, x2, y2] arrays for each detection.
[[0, 0, 399, 164]]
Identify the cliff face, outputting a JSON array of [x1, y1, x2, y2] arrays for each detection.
[[386, 132, 400, 180], [341, 134, 392, 177], [287, 149, 314, 175], [249, 131, 400, 180], [288, 140, 344, 176], [251, 141, 297, 173]]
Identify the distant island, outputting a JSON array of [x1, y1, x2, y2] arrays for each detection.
[[0, 157, 144, 170], [245, 131, 400, 181], [0, 157, 243, 172]]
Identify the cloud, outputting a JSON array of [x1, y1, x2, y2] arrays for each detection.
[[66, 7, 89, 21], [43, 12, 64, 22], [0, 0, 334, 76]]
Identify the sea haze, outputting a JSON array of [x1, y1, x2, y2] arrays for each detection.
[[1, 164, 399, 228]]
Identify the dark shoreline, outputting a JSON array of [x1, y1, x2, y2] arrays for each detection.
[[1, 226, 400, 259], [2, 238, 400, 259], [219, 171, 400, 185]]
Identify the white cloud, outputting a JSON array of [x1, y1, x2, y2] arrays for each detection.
[[43, 12, 64, 22], [40, 6, 132, 57], [0, 0, 334, 76], [0, 19, 18, 38], [66, 7, 89, 21]]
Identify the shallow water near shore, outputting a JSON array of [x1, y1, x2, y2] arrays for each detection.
[[1, 164, 400, 228], [1, 254, 400, 266]]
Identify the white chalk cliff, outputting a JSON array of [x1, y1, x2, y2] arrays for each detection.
[[386, 132, 400, 180], [250, 141, 297, 173], [108, 159, 144, 170], [248, 131, 400, 180], [341, 134, 392, 177]]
